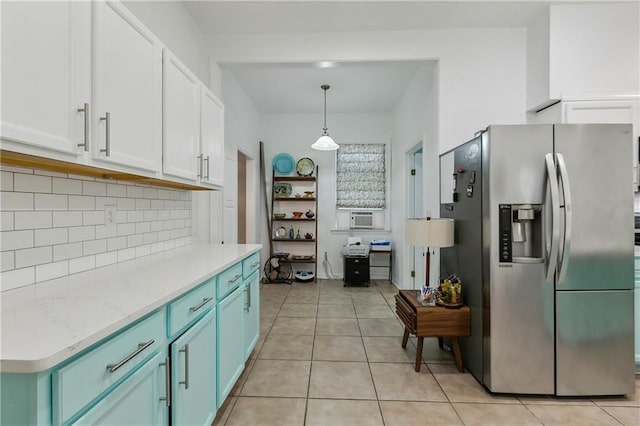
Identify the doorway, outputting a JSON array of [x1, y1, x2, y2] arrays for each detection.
[[408, 144, 424, 290]]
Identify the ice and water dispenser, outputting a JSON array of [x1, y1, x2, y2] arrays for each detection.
[[499, 204, 543, 263]]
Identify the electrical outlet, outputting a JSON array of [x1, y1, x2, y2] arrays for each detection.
[[104, 205, 116, 228]]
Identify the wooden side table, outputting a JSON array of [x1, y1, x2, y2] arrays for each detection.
[[394, 290, 470, 372]]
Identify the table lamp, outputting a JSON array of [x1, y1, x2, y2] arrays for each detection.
[[405, 218, 454, 289]]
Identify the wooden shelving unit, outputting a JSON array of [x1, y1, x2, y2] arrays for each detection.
[[269, 166, 318, 283]]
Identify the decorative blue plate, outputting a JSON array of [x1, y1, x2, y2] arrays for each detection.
[[272, 153, 295, 175]]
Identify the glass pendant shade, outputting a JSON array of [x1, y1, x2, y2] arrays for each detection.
[[312, 84, 339, 151]]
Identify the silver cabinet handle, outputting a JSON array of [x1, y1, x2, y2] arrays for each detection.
[[244, 286, 250, 312], [99, 112, 111, 156], [248, 284, 251, 309], [179, 344, 189, 389], [106, 339, 155, 373], [204, 156, 210, 180], [229, 274, 241, 284], [159, 357, 171, 407], [77, 103, 89, 151], [250, 261, 260, 269], [197, 154, 203, 179], [189, 297, 213, 313]]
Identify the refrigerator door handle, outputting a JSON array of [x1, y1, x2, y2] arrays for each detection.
[[556, 153, 572, 283], [545, 153, 560, 283]]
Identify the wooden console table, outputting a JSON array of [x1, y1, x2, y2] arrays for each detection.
[[395, 290, 470, 372]]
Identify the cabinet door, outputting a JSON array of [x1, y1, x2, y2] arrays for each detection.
[[93, 0, 162, 172], [163, 49, 199, 181], [72, 352, 168, 425], [170, 308, 217, 426], [1, 0, 91, 156], [243, 272, 260, 359], [217, 286, 244, 408], [200, 87, 225, 187]]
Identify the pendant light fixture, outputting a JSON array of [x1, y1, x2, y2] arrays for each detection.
[[311, 84, 339, 151]]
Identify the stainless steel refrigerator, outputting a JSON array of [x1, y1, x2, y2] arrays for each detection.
[[440, 124, 635, 396]]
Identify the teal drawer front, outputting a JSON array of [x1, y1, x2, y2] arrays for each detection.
[[52, 309, 165, 425], [167, 278, 216, 338], [217, 263, 243, 300], [242, 253, 260, 279]]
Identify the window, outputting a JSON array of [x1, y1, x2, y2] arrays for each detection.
[[336, 143, 386, 209]]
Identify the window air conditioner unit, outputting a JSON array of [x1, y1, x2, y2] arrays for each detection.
[[350, 211, 374, 229]]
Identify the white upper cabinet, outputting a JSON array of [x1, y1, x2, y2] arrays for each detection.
[[93, 0, 162, 173], [200, 87, 225, 188], [163, 49, 200, 181], [1, 0, 91, 157]]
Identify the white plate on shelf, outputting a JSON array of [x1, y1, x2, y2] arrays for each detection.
[[275, 226, 287, 238], [296, 157, 315, 176]]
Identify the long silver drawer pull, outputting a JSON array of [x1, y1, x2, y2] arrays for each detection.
[[99, 112, 111, 156], [179, 344, 190, 389], [190, 297, 213, 312], [106, 339, 155, 373], [77, 103, 89, 151], [197, 154, 203, 179], [159, 357, 171, 407], [229, 274, 242, 284], [247, 284, 251, 309], [244, 287, 250, 312], [250, 262, 260, 268], [204, 156, 210, 180]]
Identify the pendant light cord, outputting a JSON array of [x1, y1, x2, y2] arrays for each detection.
[[322, 84, 330, 135]]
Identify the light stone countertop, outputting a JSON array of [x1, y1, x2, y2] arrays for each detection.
[[0, 244, 261, 374]]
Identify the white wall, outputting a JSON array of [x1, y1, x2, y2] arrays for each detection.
[[123, 0, 209, 86], [206, 27, 527, 154], [260, 112, 393, 278], [390, 64, 438, 288]]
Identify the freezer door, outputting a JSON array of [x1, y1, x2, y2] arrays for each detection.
[[556, 290, 635, 396], [554, 124, 634, 291]]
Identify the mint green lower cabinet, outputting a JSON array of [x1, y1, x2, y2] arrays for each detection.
[[216, 285, 244, 408], [170, 308, 217, 426], [243, 271, 260, 359], [72, 352, 168, 425], [0, 372, 51, 425]]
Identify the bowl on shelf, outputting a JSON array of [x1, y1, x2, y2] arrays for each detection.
[[274, 213, 286, 219], [292, 211, 304, 218]]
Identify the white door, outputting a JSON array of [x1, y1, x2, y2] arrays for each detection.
[[93, 0, 162, 172], [223, 151, 238, 244], [200, 87, 225, 187], [162, 49, 199, 180], [1, 0, 91, 156]]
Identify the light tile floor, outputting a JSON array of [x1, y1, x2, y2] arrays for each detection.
[[213, 279, 640, 425]]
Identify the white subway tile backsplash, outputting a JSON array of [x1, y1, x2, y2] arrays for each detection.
[[15, 211, 52, 230], [1, 212, 14, 231], [1, 251, 15, 272], [36, 260, 69, 282], [106, 184, 127, 197], [128, 211, 143, 223], [1, 192, 34, 211], [1, 167, 192, 289], [107, 236, 127, 251], [35, 194, 68, 210], [15, 246, 52, 268], [126, 186, 144, 198], [95, 251, 118, 268], [35, 228, 68, 246], [69, 226, 95, 242], [68, 195, 95, 210], [53, 211, 83, 227], [1, 171, 14, 191], [14, 173, 51, 193], [53, 242, 83, 261], [69, 255, 95, 274], [1, 230, 34, 251], [52, 178, 82, 195], [83, 211, 105, 226], [82, 181, 107, 196], [117, 247, 136, 262], [1, 267, 35, 291], [83, 239, 107, 255]]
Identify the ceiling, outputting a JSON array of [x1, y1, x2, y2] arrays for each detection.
[[179, 1, 592, 114]]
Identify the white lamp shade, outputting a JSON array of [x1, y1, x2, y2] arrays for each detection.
[[311, 134, 339, 151], [405, 218, 454, 248]]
